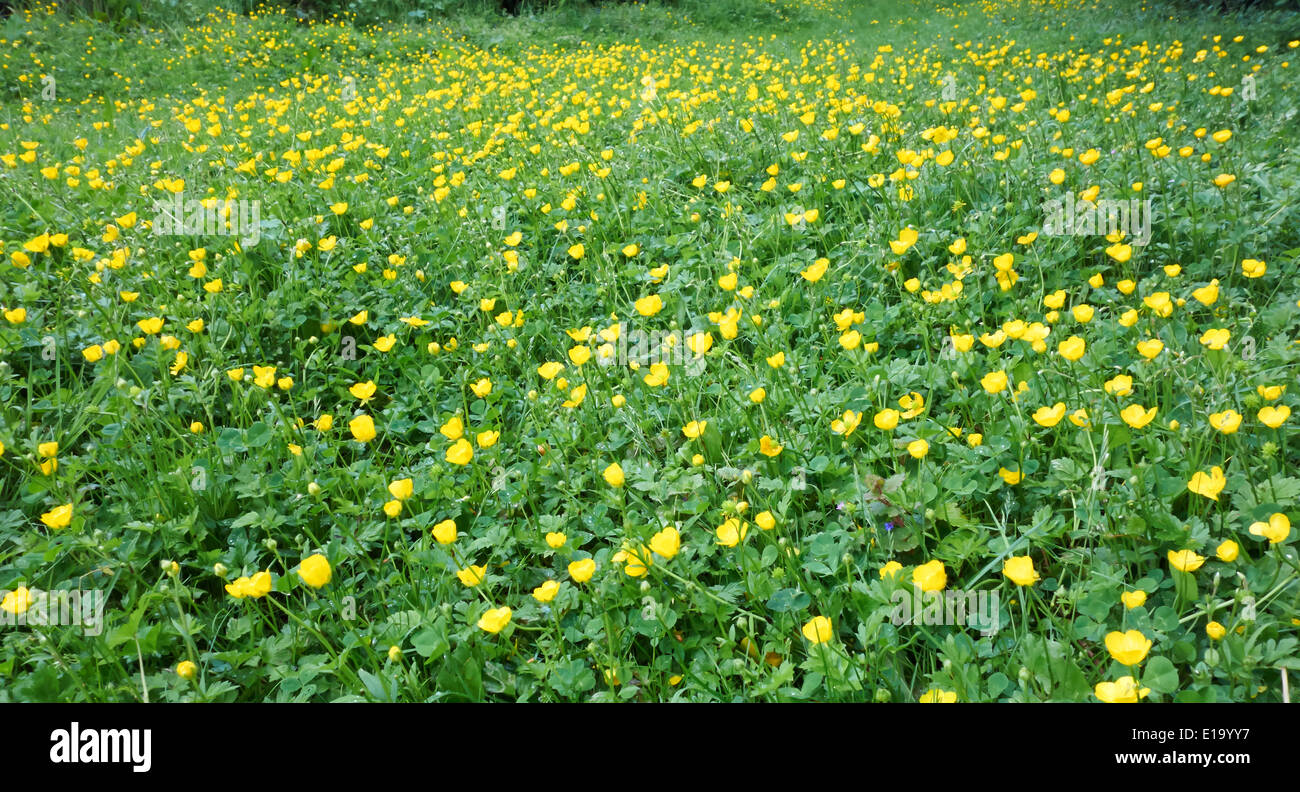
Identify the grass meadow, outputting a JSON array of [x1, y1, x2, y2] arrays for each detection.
[[1, 0, 1298, 702]]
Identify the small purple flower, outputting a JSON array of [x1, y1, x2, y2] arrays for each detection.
[[884, 521, 895, 532], [836, 501, 847, 511]]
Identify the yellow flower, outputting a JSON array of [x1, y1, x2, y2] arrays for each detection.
[[1058, 336, 1086, 361], [879, 561, 903, 579], [1104, 630, 1153, 666], [831, 410, 863, 436], [898, 392, 925, 419], [1, 586, 34, 615], [470, 378, 493, 398], [913, 560, 947, 592], [243, 571, 273, 598], [759, 435, 783, 457], [642, 363, 669, 387], [748, 388, 766, 404], [349, 414, 376, 443], [40, 503, 73, 529], [907, 439, 929, 459], [1033, 403, 1067, 428], [1240, 258, 1266, 278], [252, 365, 277, 389], [1120, 404, 1158, 429], [38, 441, 58, 458], [1094, 677, 1151, 703], [650, 526, 681, 559], [1168, 549, 1207, 573], [440, 416, 464, 440], [634, 294, 664, 316], [476, 430, 499, 448], [568, 558, 597, 583], [457, 564, 487, 587], [1103, 375, 1133, 398], [755, 512, 776, 531], [800, 258, 829, 282], [998, 467, 1024, 485], [766, 351, 785, 368], [1248, 513, 1291, 544], [537, 361, 565, 380], [372, 334, 396, 352], [603, 462, 625, 488], [1206, 621, 1226, 641], [716, 517, 749, 547], [567, 346, 592, 366], [432, 519, 458, 544], [175, 660, 198, 680], [919, 689, 957, 703], [1216, 540, 1239, 562], [1002, 556, 1040, 587], [1209, 410, 1242, 434], [682, 421, 708, 439], [980, 370, 1009, 394], [802, 616, 833, 644], [1257, 384, 1286, 401], [889, 227, 919, 255], [1192, 281, 1220, 305], [533, 580, 561, 603], [1258, 405, 1291, 428], [1136, 338, 1164, 359], [446, 438, 474, 465], [1199, 328, 1230, 350], [478, 606, 512, 634], [687, 332, 713, 356], [622, 545, 653, 577], [1120, 590, 1147, 609], [873, 408, 901, 430], [1186, 466, 1226, 500], [298, 554, 332, 588], [137, 317, 164, 335], [387, 478, 414, 501]]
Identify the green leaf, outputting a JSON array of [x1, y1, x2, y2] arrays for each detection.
[[1143, 656, 1179, 694]]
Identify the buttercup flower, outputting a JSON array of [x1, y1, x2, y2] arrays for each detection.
[[919, 689, 957, 703], [1249, 513, 1291, 544], [1094, 676, 1151, 703], [298, 554, 332, 588], [478, 606, 512, 634], [650, 526, 681, 559], [1120, 590, 1147, 609], [913, 560, 947, 592], [1002, 556, 1040, 587], [568, 558, 596, 583], [1186, 466, 1226, 500], [1104, 630, 1152, 666], [1168, 549, 1206, 572], [802, 616, 833, 644]]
